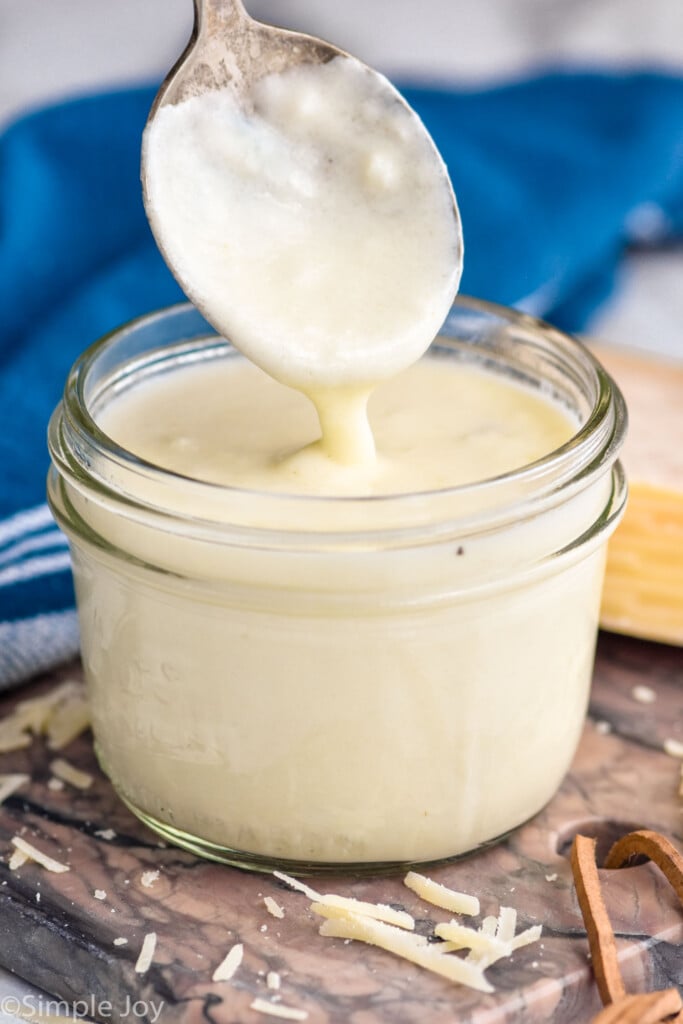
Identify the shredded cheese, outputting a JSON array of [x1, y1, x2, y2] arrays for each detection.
[[315, 907, 492, 993], [0, 774, 29, 805], [264, 896, 285, 919], [141, 870, 160, 888], [8, 848, 29, 871], [49, 758, 93, 790], [249, 999, 308, 1021], [403, 871, 480, 916], [266, 971, 281, 991], [316, 894, 414, 931], [495, 906, 518, 944], [434, 921, 512, 958], [134, 932, 157, 975], [510, 925, 543, 951], [212, 942, 243, 982], [46, 694, 90, 750], [94, 890, 107, 901], [0, 723, 32, 754], [272, 871, 321, 902], [113, 938, 128, 947], [273, 871, 413, 929], [0, 681, 88, 754], [11, 837, 70, 874], [95, 828, 117, 840]]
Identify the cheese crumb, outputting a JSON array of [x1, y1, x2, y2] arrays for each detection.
[[134, 932, 157, 975], [212, 943, 243, 982], [594, 720, 612, 735], [47, 778, 65, 792], [0, 774, 30, 805], [49, 758, 93, 791], [403, 871, 480, 916], [95, 829, 117, 841], [664, 738, 683, 759], [250, 999, 308, 1021], [94, 890, 107, 901], [631, 685, 657, 705], [545, 873, 558, 883], [141, 870, 160, 888], [113, 938, 128, 946], [10, 837, 70, 874], [264, 896, 285, 919], [267, 971, 281, 991]]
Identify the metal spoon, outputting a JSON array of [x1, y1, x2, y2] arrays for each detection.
[[146, 0, 346, 118], [141, 0, 463, 391]]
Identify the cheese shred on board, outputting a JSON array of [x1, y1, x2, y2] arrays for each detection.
[[316, 894, 415, 930], [0, 681, 89, 754], [273, 871, 321, 902], [8, 848, 29, 871], [272, 871, 413, 929], [315, 908, 493, 993], [49, 758, 93, 790], [275, 867, 542, 993], [134, 932, 157, 975], [403, 871, 480, 916], [212, 943, 243, 982], [10, 837, 70, 874], [0, 774, 30, 805], [434, 921, 512, 958], [264, 896, 285, 919], [250, 998, 308, 1021]]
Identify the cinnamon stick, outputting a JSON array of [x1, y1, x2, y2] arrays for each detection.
[[591, 991, 682, 1024], [570, 834, 625, 1005], [571, 829, 683, 1024], [604, 830, 683, 906]]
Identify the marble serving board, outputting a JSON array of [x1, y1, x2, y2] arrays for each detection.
[[0, 633, 681, 1024]]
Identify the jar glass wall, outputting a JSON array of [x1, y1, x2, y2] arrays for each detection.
[[47, 298, 627, 873]]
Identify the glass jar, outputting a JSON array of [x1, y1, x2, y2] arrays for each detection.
[[47, 297, 626, 873]]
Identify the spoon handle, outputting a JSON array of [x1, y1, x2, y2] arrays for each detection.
[[194, 0, 250, 31]]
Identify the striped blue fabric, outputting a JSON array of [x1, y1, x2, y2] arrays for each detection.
[[1, 73, 682, 689]]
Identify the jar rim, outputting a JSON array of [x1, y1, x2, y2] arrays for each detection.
[[49, 296, 627, 537]]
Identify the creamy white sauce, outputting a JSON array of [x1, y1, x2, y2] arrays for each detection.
[[99, 354, 575, 497], [143, 56, 462, 462]]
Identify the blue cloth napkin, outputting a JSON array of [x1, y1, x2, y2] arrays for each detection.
[[1, 72, 682, 687]]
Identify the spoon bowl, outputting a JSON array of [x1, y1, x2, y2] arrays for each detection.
[[141, 0, 464, 393]]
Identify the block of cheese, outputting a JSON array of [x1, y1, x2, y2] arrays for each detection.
[[590, 343, 683, 646]]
